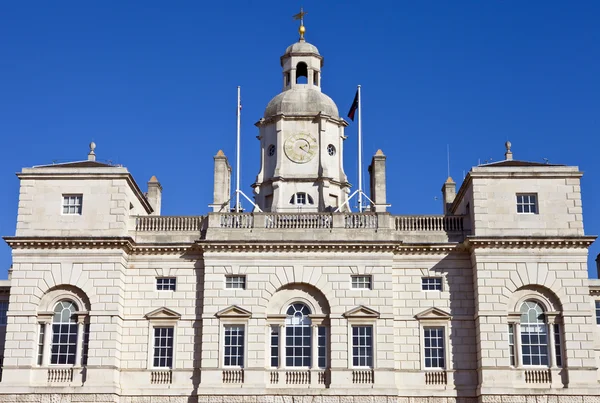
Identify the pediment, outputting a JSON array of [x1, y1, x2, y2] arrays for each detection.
[[343, 305, 380, 319], [145, 307, 181, 320], [215, 305, 252, 319], [415, 307, 451, 321]]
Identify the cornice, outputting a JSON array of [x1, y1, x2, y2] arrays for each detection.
[[198, 240, 398, 253], [133, 243, 199, 255], [3, 236, 135, 252], [394, 244, 466, 255], [465, 236, 597, 250]]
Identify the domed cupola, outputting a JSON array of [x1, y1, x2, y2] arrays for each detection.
[[253, 10, 350, 213]]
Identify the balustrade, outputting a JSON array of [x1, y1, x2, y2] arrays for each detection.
[[47, 368, 73, 383], [220, 213, 254, 229], [222, 369, 244, 383], [136, 216, 205, 232], [344, 213, 378, 229], [425, 370, 447, 385], [285, 370, 311, 384], [150, 370, 172, 384], [352, 369, 374, 384], [265, 214, 332, 229], [525, 369, 551, 384], [395, 215, 463, 232]]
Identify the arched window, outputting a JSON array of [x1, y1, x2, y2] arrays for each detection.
[[289, 192, 314, 205], [520, 301, 548, 366], [51, 300, 78, 365], [508, 299, 562, 368], [296, 62, 308, 84], [285, 303, 312, 367]]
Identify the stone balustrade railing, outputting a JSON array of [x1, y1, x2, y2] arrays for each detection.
[[222, 369, 244, 383], [425, 370, 447, 385], [150, 370, 172, 384], [47, 368, 73, 383], [133, 213, 466, 234], [524, 369, 551, 384], [136, 216, 206, 232], [352, 369, 374, 384], [395, 215, 464, 232]]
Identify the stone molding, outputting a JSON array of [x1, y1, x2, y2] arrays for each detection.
[[465, 236, 596, 250], [3, 236, 135, 252]]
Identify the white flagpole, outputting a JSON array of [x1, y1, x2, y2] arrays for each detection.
[[236, 86, 241, 213], [357, 84, 363, 212]]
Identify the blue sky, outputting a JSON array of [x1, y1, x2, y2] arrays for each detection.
[[0, 1, 599, 277]]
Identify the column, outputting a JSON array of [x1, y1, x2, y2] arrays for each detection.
[[74, 319, 85, 367], [514, 322, 522, 368], [547, 322, 556, 368], [311, 325, 319, 369], [42, 321, 52, 366], [279, 324, 285, 368]]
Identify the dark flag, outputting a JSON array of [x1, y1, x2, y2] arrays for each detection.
[[347, 90, 359, 121]]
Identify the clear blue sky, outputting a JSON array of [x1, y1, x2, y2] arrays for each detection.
[[1, 1, 599, 277]]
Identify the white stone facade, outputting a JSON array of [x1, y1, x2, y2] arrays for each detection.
[[0, 35, 599, 403]]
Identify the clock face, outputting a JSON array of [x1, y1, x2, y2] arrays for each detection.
[[284, 133, 318, 163]]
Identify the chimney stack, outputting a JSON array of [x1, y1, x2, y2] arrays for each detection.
[[147, 176, 162, 215], [211, 150, 232, 212], [441, 177, 456, 214], [368, 149, 387, 212]]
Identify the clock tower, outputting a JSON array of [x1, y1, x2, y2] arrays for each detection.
[[253, 27, 350, 212]]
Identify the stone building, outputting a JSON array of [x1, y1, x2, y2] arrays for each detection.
[[1, 26, 600, 403]]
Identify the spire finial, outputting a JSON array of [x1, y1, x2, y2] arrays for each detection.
[[88, 141, 96, 161], [505, 140, 513, 161], [293, 7, 307, 41]]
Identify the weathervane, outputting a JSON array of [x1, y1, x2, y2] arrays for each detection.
[[293, 7, 307, 41]]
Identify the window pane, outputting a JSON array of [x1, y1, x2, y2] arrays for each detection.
[[352, 325, 373, 368], [285, 303, 312, 367], [50, 301, 78, 365], [423, 327, 445, 369], [421, 277, 442, 291], [225, 275, 246, 289], [153, 327, 174, 368], [520, 301, 549, 367], [351, 276, 372, 289], [224, 325, 244, 367]]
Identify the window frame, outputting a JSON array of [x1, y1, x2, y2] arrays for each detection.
[[421, 277, 443, 292], [516, 193, 538, 215], [225, 275, 246, 290], [415, 307, 451, 372], [156, 277, 177, 291], [144, 308, 181, 370], [351, 324, 374, 368], [344, 306, 379, 370], [595, 301, 600, 325], [223, 324, 246, 368], [62, 194, 83, 215], [422, 326, 446, 369], [351, 275, 372, 290], [152, 326, 175, 369]]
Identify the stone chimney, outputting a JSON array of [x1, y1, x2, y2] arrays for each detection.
[[211, 150, 232, 212], [147, 176, 162, 215], [368, 149, 387, 212], [441, 177, 456, 214]]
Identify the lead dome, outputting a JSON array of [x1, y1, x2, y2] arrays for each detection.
[[264, 88, 339, 118]]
